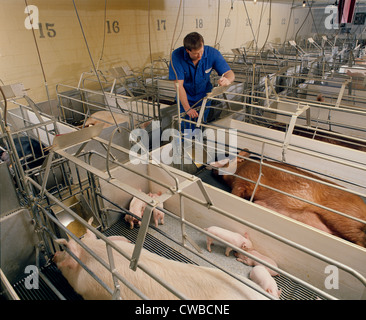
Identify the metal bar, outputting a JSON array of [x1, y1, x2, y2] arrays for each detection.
[[267, 75, 279, 100], [196, 97, 208, 128], [282, 104, 310, 161], [0, 269, 20, 300], [211, 92, 366, 117], [129, 204, 154, 271], [335, 81, 348, 108], [39, 151, 54, 198], [23, 95, 44, 123], [249, 143, 265, 202], [197, 120, 366, 177], [51, 124, 104, 151], [106, 244, 122, 300], [38, 272, 66, 300]]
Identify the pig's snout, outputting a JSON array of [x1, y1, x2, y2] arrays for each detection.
[[52, 251, 62, 264], [242, 240, 252, 250], [0, 150, 10, 164]]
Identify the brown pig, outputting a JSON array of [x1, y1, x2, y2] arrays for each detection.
[[211, 149, 366, 247], [53, 227, 268, 300]]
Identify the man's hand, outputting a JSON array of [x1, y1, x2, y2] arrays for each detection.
[[218, 70, 235, 87], [218, 76, 231, 86], [186, 108, 199, 118]]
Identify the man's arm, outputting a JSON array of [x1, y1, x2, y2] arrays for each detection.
[[174, 79, 199, 118], [218, 70, 235, 87]]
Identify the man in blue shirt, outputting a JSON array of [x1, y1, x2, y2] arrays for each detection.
[[169, 32, 235, 131]]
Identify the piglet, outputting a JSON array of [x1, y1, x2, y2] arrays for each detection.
[[125, 192, 147, 229], [250, 265, 281, 299], [148, 191, 165, 227], [205, 226, 252, 256], [235, 249, 279, 276]]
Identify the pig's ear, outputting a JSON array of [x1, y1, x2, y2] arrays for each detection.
[[83, 217, 97, 239], [232, 185, 245, 198], [57, 243, 80, 270], [237, 149, 250, 162], [244, 232, 250, 239]]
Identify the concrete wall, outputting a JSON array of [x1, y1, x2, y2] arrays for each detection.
[[0, 0, 312, 104]]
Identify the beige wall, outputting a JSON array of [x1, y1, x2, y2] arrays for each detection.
[[0, 0, 312, 104]]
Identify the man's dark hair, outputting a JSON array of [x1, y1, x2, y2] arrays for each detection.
[[183, 32, 204, 51]]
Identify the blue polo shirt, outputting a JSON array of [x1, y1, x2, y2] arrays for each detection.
[[169, 45, 231, 105]]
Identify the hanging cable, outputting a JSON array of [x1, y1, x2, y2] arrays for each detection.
[[308, 1, 320, 35], [258, 0, 272, 55], [255, 0, 266, 55], [217, 3, 233, 46], [214, 0, 221, 47], [242, 0, 259, 51], [294, 3, 312, 43], [97, 0, 107, 70], [169, 0, 183, 81], [0, 85, 8, 126], [283, 0, 295, 46], [72, 0, 119, 128], [24, 0, 53, 116], [173, 1, 185, 51], [148, 0, 153, 64]]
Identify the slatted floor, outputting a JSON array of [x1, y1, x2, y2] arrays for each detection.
[[102, 219, 197, 265]]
